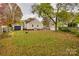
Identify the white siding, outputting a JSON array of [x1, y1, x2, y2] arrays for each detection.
[[24, 20, 43, 29], [50, 26, 55, 30], [77, 24, 79, 27]]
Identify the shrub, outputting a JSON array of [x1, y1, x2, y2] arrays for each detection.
[[59, 27, 79, 37], [59, 27, 70, 32], [69, 28, 77, 33], [68, 22, 77, 27], [69, 28, 79, 37]]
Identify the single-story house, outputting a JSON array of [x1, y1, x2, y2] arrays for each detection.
[[23, 18, 58, 31], [23, 18, 44, 30]]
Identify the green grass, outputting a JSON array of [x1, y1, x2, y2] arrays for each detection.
[[0, 30, 79, 56]]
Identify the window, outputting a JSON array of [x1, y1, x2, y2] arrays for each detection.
[[37, 25, 39, 27], [32, 24, 34, 27]]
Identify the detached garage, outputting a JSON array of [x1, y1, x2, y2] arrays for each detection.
[[14, 26, 21, 30]]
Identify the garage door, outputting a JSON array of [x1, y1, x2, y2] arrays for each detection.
[[14, 26, 21, 30]]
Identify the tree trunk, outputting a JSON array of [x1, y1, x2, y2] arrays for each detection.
[[51, 17, 58, 31], [55, 17, 57, 31]]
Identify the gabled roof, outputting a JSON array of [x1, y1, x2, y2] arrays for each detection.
[[25, 18, 39, 23]]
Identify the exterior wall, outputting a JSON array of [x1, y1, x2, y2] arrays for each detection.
[[0, 27, 3, 35], [24, 20, 43, 30], [49, 26, 58, 31], [24, 19, 57, 31], [49, 20, 56, 31], [1, 26, 8, 32], [0, 26, 8, 34], [77, 24, 79, 28], [49, 26, 55, 30]]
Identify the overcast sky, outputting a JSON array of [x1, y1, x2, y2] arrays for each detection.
[[17, 3, 56, 21]]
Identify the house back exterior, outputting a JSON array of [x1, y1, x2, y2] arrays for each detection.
[[24, 18, 43, 30]]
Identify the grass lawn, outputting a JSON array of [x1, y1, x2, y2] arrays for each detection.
[[0, 30, 79, 56]]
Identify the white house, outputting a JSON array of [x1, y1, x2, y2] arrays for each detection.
[[23, 18, 43, 30], [23, 18, 57, 31]]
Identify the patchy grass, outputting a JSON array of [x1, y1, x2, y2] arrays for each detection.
[[0, 30, 79, 56]]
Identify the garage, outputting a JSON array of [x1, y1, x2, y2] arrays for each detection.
[[14, 26, 21, 30], [12, 24, 23, 30]]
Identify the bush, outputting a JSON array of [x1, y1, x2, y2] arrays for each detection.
[[59, 27, 79, 37], [69, 28, 77, 33], [59, 27, 70, 32], [68, 28, 79, 37], [68, 22, 77, 27]]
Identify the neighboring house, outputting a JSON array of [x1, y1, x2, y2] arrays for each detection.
[[23, 18, 43, 30], [49, 20, 58, 31], [49, 24, 55, 30], [77, 24, 79, 28], [0, 20, 8, 34]]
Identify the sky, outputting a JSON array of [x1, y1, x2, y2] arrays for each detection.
[[17, 3, 56, 21], [17, 3, 42, 21]]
